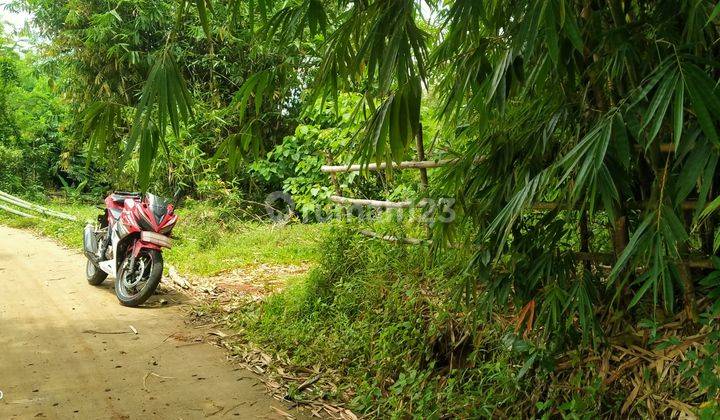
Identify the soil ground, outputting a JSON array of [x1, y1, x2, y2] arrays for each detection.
[[0, 225, 306, 419]]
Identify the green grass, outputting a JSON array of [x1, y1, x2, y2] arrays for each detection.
[[166, 204, 327, 276], [222, 223, 720, 418], [0, 202, 98, 249], [223, 225, 527, 418], [0, 199, 328, 277]]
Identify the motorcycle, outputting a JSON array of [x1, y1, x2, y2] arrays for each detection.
[[83, 191, 177, 307]]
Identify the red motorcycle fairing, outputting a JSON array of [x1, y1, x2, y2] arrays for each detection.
[[105, 193, 140, 225], [117, 199, 142, 240], [106, 193, 177, 269], [131, 238, 161, 257]]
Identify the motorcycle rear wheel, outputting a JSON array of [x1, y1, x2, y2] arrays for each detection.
[[115, 249, 163, 307], [86, 259, 108, 285]]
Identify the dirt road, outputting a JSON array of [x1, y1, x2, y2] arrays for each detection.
[[0, 225, 301, 419]]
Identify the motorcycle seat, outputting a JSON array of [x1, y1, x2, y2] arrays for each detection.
[[111, 191, 141, 203]]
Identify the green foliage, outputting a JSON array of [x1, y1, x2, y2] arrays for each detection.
[[249, 95, 361, 218], [228, 225, 612, 417], [126, 49, 194, 189], [420, 0, 720, 348], [164, 201, 327, 276], [0, 25, 72, 196]]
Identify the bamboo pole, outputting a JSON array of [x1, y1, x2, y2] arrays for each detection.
[[325, 153, 343, 197], [416, 125, 432, 241], [359, 230, 429, 245], [0, 204, 39, 219], [579, 211, 591, 271], [330, 195, 428, 209], [322, 147, 672, 174], [531, 200, 702, 211], [573, 252, 714, 270], [0, 191, 77, 221], [416, 125, 429, 190], [321, 159, 457, 173]]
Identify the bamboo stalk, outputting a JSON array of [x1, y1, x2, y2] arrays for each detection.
[[0, 204, 39, 219], [359, 230, 429, 245], [416, 125, 429, 189], [330, 195, 428, 209], [321, 159, 457, 173], [416, 125, 432, 241], [633, 144, 675, 153], [320, 148, 673, 174], [326, 153, 346, 218], [325, 153, 343, 197], [579, 211, 591, 271], [573, 252, 714, 270], [531, 200, 702, 211], [0, 191, 77, 221], [678, 243, 700, 322]]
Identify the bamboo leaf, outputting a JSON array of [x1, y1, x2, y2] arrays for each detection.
[[699, 194, 720, 221], [563, 14, 583, 52], [642, 71, 677, 146], [389, 94, 403, 162], [196, 0, 212, 42], [609, 214, 655, 283], [708, 2, 720, 23], [673, 77, 684, 150], [686, 77, 719, 144], [629, 274, 655, 309], [675, 142, 710, 204]]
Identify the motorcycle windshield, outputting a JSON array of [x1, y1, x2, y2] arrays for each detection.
[[145, 193, 170, 223]]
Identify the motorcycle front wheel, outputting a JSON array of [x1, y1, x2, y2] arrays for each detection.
[[86, 259, 108, 285], [115, 249, 163, 307]]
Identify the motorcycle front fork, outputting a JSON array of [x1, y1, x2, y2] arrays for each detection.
[[97, 229, 111, 259]]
